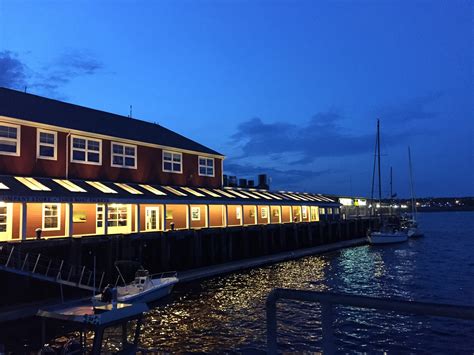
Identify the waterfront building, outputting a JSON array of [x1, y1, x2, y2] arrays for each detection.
[[0, 87, 340, 241]]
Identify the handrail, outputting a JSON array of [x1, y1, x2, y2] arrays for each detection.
[[266, 288, 474, 354]]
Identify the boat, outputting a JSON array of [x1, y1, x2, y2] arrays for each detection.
[[403, 147, 424, 238], [368, 119, 408, 245], [93, 261, 178, 304]]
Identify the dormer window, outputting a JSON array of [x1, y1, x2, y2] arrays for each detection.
[[37, 129, 57, 160], [71, 135, 101, 165], [0, 123, 20, 156]]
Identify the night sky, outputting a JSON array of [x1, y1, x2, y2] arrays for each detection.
[[0, 0, 472, 197]]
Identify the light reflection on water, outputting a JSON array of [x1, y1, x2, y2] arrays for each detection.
[[138, 212, 474, 352]]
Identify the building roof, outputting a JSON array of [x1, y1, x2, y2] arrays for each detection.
[[0, 175, 339, 207], [0, 87, 223, 156]]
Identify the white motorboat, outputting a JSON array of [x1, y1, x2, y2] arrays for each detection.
[[94, 262, 178, 304]]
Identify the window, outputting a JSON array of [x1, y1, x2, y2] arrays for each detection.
[[162, 151, 182, 173], [198, 157, 214, 177], [0, 205, 7, 232], [71, 136, 101, 165], [97, 204, 104, 228], [111, 142, 137, 169], [302, 206, 308, 219], [261, 207, 268, 219], [108, 205, 128, 227], [42, 203, 60, 231], [0, 123, 20, 156], [37, 129, 57, 160]]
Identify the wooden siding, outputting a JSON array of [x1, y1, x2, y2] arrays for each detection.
[[0, 124, 223, 188]]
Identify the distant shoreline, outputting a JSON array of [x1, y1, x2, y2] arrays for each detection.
[[418, 208, 474, 213]]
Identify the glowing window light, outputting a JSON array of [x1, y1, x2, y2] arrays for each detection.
[[279, 192, 301, 201], [318, 195, 334, 202], [139, 184, 167, 196], [15, 177, 51, 191], [0, 182, 9, 190], [225, 189, 249, 199], [259, 191, 282, 200], [213, 189, 235, 198], [53, 179, 86, 192], [162, 186, 187, 197], [114, 183, 143, 195], [180, 187, 205, 197], [251, 191, 272, 200], [290, 193, 309, 201], [85, 181, 118, 194], [197, 188, 221, 198], [238, 190, 261, 199]]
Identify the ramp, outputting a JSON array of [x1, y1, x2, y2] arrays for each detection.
[[0, 245, 105, 292]]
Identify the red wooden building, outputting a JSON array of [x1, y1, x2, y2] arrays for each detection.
[[0, 88, 340, 242]]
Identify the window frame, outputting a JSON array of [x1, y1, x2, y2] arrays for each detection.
[[162, 150, 183, 174], [42, 203, 61, 231], [110, 141, 137, 169], [70, 135, 102, 166], [0, 122, 21, 156], [36, 129, 57, 160], [198, 156, 215, 177]]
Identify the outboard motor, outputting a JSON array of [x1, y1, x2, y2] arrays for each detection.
[[100, 284, 114, 303]]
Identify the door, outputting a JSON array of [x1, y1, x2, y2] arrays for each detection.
[[0, 203, 13, 241], [145, 207, 159, 231]]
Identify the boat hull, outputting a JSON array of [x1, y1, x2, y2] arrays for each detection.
[[368, 232, 408, 244]]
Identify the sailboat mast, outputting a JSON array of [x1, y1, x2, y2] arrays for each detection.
[[377, 119, 382, 205], [408, 147, 417, 219]]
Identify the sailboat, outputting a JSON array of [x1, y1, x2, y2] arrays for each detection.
[[402, 147, 423, 238], [368, 119, 408, 245]]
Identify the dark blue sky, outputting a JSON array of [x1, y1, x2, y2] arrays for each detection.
[[0, 0, 472, 197]]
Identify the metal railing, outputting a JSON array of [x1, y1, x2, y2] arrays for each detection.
[[0, 245, 105, 292], [266, 288, 474, 354]]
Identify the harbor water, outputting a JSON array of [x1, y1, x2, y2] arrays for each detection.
[[140, 211, 474, 353]]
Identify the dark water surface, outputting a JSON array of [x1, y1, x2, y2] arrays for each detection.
[[140, 212, 474, 353]]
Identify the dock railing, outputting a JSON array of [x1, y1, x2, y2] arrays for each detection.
[[266, 288, 474, 354]]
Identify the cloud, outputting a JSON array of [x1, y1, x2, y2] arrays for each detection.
[[230, 111, 378, 164], [377, 92, 442, 125], [0, 51, 28, 89], [0, 50, 103, 97]]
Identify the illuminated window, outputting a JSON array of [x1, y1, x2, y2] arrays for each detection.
[[42, 203, 60, 231], [108, 204, 128, 227], [71, 136, 101, 165], [53, 179, 86, 192], [260, 191, 282, 200], [198, 157, 214, 177], [0, 123, 20, 156], [139, 184, 167, 196], [97, 204, 104, 228], [111, 142, 137, 169], [320, 208, 326, 215], [213, 189, 235, 198], [261, 207, 268, 219], [37, 129, 57, 160], [225, 189, 249, 199], [302, 206, 308, 219], [239, 191, 261, 199], [114, 183, 143, 195], [252, 191, 272, 200], [15, 177, 51, 191], [85, 181, 117, 194], [0, 204, 7, 232], [163, 151, 182, 173], [162, 186, 187, 196], [197, 188, 220, 197], [181, 187, 205, 197]]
